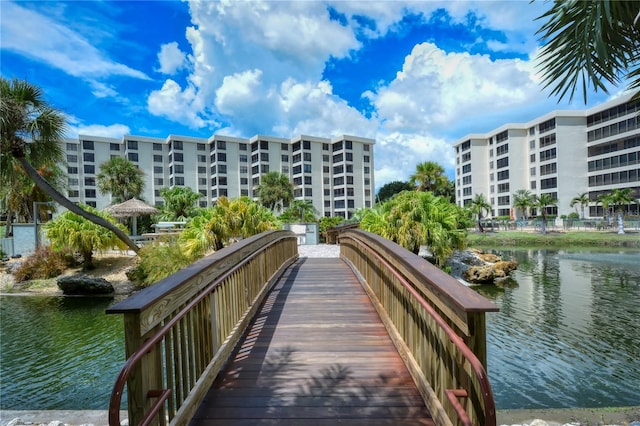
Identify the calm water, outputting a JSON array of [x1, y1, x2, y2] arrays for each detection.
[[475, 248, 640, 409], [0, 296, 124, 410], [1, 249, 639, 410]]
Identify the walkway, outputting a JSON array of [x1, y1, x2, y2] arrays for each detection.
[[190, 256, 433, 425]]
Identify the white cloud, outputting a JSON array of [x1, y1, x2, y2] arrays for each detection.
[[68, 123, 131, 139], [1, 2, 149, 81], [148, 79, 214, 129], [157, 42, 188, 75]]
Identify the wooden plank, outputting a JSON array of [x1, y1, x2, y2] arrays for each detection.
[[191, 258, 433, 425]]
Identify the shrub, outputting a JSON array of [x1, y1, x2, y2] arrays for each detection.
[[12, 246, 69, 282], [135, 242, 198, 287]]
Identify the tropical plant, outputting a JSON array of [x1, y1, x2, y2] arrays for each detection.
[[569, 192, 590, 219], [158, 186, 201, 221], [596, 192, 614, 225], [45, 205, 128, 270], [512, 189, 534, 220], [97, 157, 145, 203], [255, 171, 295, 213], [607, 188, 638, 234], [535, 0, 640, 102], [376, 181, 413, 202], [11, 246, 75, 282], [360, 191, 466, 266], [532, 193, 558, 235], [0, 78, 139, 253], [279, 199, 317, 223], [134, 242, 197, 287], [470, 193, 491, 233], [409, 161, 449, 193], [318, 216, 345, 242]]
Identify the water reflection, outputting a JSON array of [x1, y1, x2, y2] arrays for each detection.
[[478, 248, 640, 409]]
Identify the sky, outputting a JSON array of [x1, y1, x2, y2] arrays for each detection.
[[0, 0, 624, 190]]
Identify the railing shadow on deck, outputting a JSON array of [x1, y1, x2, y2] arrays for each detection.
[[106, 230, 298, 426], [338, 229, 500, 426]]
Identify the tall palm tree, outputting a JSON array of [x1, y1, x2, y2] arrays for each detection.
[[409, 161, 449, 193], [512, 189, 534, 220], [470, 193, 491, 233], [608, 188, 638, 234], [0, 78, 139, 253], [533, 193, 558, 235], [255, 171, 295, 213], [569, 193, 590, 219], [280, 199, 317, 223], [536, 0, 639, 102], [159, 186, 201, 221], [597, 192, 614, 226], [97, 157, 145, 203]]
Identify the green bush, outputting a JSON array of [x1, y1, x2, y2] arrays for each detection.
[[135, 242, 198, 287], [12, 246, 71, 282]]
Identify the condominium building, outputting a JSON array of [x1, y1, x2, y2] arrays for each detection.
[[64, 133, 375, 219], [453, 93, 640, 219]]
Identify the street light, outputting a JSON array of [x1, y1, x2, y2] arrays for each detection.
[[33, 201, 54, 249]]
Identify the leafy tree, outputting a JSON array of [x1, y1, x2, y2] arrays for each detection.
[[533, 193, 558, 235], [570, 192, 590, 219], [409, 161, 449, 193], [512, 189, 534, 220], [536, 0, 640, 102], [318, 216, 345, 242], [159, 186, 201, 221], [279, 199, 317, 223], [360, 191, 466, 266], [434, 178, 456, 202], [45, 205, 128, 270], [0, 78, 139, 253], [608, 188, 638, 234], [376, 181, 413, 202], [597, 192, 614, 225], [97, 157, 145, 203], [255, 171, 295, 213], [470, 193, 491, 233]]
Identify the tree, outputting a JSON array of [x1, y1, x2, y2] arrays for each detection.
[[279, 199, 317, 223], [255, 171, 294, 213], [470, 193, 491, 233], [159, 186, 201, 221], [597, 192, 614, 226], [570, 192, 590, 219], [533, 193, 558, 235], [608, 188, 638, 234], [512, 189, 534, 220], [536, 1, 640, 102], [409, 161, 449, 193], [376, 181, 413, 203], [97, 157, 145, 203], [45, 205, 128, 270], [0, 78, 139, 253]]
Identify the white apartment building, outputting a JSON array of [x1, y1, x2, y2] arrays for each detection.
[[64, 133, 375, 219], [453, 93, 640, 219]]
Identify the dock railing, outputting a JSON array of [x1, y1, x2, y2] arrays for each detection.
[[106, 230, 298, 426], [339, 229, 499, 426]]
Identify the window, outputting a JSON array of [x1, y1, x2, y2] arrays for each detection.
[[496, 157, 509, 168], [173, 153, 184, 162], [218, 153, 227, 162], [462, 164, 471, 173], [154, 155, 162, 162], [85, 189, 96, 198], [84, 165, 95, 174], [461, 140, 471, 151], [281, 154, 288, 162], [530, 167, 536, 176], [541, 177, 557, 189], [83, 152, 94, 162], [261, 164, 269, 173], [303, 164, 312, 173], [82, 140, 94, 150], [462, 152, 471, 162], [293, 165, 301, 174], [538, 117, 556, 133], [334, 177, 344, 185], [68, 166, 78, 174], [323, 155, 330, 162], [173, 141, 183, 150], [241, 177, 248, 185], [127, 153, 138, 162], [305, 188, 313, 197], [127, 140, 138, 150], [530, 154, 536, 162], [67, 154, 78, 163], [68, 178, 78, 186], [323, 143, 329, 151], [110, 143, 120, 151], [219, 165, 227, 174], [304, 152, 312, 161], [153, 143, 163, 151], [282, 166, 289, 174], [333, 153, 343, 163], [304, 176, 312, 185], [496, 131, 508, 143], [260, 152, 268, 162], [197, 143, 206, 151], [333, 165, 344, 174], [68, 190, 79, 197], [363, 144, 370, 151], [364, 155, 370, 163], [198, 155, 207, 163], [497, 183, 510, 193], [175, 165, 184, 173], [540, 148, 557, 162], [292, 141, 301, 152], [540, 163, 557, 175], [67, 143, 78, 151], [497, 170, 509, 180], [240, 165, 248, 174], [462, 175, 472, 185], [496, 144, 509, 156], [333, 141, 343, 151], [84, 177, 95, 186], [303, 140, 311, 150], [539, 134, 556, 148], [154, 166, 163, 174], [364, 166, 370, 174]]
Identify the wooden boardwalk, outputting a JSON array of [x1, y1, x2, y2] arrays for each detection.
[[191, 257, 433, 425]]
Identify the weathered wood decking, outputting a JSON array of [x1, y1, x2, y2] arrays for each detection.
[[190, 257, 434, 425]]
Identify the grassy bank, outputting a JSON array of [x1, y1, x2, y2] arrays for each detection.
[[467, 230, 640, 248]]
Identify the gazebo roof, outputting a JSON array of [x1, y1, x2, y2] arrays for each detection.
[[103, 198, 160, 217]]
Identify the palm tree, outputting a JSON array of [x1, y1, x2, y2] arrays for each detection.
[[569, 193, 590, 219], [279, 199, 317, 223], [470, 193, 491, 233], [159, 186, 201, 221], [409, 161, 449, 193], [255, 171, 295, 213], [597, 192, 614, 226], [608, 188, 638, 234], [0, 78, 139, 253], [512, 189, 534, 220], [97, 157, 145, 203], [536, 1, 639, 102], [533, 193, 558, 235], [45, 205, 128, 270]]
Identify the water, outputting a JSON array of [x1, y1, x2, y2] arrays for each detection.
[[474, 248, 640, 409], [0, 296, 125, 410]]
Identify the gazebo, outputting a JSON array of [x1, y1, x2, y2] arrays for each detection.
[[104, 198, 159, 236]]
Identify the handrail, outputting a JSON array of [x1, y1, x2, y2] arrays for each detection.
[[339, 229, 498, 426], [107, 230, 297, 426]]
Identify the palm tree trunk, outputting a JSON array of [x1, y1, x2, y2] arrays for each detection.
[[16, 156, 140, 253]]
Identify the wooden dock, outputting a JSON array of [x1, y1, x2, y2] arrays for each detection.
[[190, 257, 434, 425]]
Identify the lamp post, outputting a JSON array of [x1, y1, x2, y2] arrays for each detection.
[[33, 201, 54, 250]]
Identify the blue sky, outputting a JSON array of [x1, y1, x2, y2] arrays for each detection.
[[0, 1, 622, 189]]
